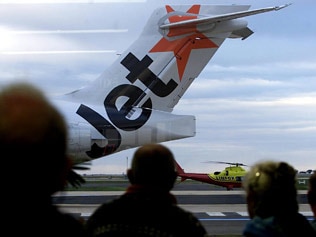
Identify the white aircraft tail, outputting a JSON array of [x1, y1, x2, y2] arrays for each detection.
[[55, 4, 289, 162]]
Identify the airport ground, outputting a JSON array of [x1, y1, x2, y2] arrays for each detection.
[[55, 175, 312, 237], [66, 173, 311, 191]]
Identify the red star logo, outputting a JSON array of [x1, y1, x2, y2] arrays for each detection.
[[150, 5, 218, 81]]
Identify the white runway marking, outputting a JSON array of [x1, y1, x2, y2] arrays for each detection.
[[78, 212, 314, 218], [237, 212, 248, 216], [206, 212, 225, 216]]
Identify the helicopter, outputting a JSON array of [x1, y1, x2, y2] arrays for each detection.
[[175, 160, 248, 190]]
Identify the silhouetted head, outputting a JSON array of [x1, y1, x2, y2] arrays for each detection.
[[127, 143, 177, 191], [242, 160, 298, 218], [0, 82, 70, 196]]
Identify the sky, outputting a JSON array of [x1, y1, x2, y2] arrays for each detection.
[[0, 0, 315, 175]]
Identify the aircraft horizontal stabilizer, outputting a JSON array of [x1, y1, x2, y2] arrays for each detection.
[[160, 4, 292, 31]]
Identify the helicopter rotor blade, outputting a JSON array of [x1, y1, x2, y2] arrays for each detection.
[[202, 161, 249, 167]]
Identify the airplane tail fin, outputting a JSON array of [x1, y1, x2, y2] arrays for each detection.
[[61, 4, 288, 111], [59, 4, 290, 160]]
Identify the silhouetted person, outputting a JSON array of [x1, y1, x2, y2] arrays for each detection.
[[242, 160, 316, 236], [0, 82, 87, 236], [308, 171, 316, 231], [85, 143, 207, 237]]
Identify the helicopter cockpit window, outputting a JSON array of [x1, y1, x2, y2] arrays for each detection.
[[236, 176, 243, 182]]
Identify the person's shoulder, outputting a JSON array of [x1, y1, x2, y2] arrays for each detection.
[[33, 210, 87, 237], [54, 212, 87, 235], [169, 205, 207, 236], [169, 204, 204, 224], [311, 219, 316, 230], [87, 197, 125, 220]]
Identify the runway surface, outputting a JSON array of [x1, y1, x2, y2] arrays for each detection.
[[54, 188, 313, 236]]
